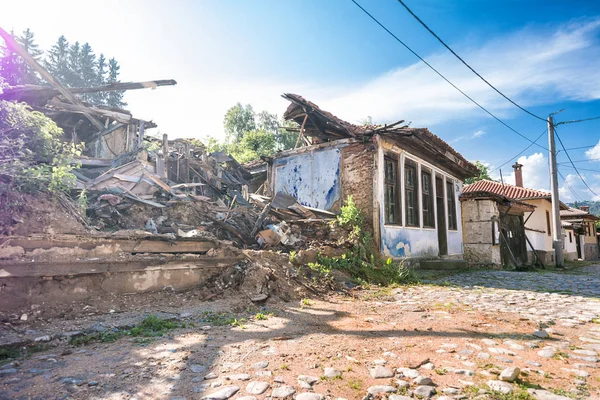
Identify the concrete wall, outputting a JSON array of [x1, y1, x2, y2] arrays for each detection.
[[461, 199, 501, 265], [273, 146, 342, 211], [563, 229, 578, 261], [0, 257, 239, 313], [375, 137, 464, 259]]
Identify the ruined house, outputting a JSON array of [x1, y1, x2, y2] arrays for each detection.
[[560, 206, 599, 260], [459, 189, 535, 267], [266, 94, 479, 263], [462, 163, 569, 266]]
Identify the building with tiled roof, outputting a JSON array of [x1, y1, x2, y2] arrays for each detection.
[[560, 206, 599, 260], [461, 164, 575, 266]]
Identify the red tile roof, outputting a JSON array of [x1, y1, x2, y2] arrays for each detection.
[[462, 180, 551, 200]]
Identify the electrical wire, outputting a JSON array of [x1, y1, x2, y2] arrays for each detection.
[[349, 0, 549, 151], [396, 0, 546, 123], [490, 128, 547, 173], [557, 157, 600, 165], [556, 115, 600, 125], [554, 126, 598, 197], [561, 144, 598, 151], [558, 166, 600, 174], [557, 169, 583, 202]]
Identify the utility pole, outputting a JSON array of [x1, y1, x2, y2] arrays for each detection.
[[548, 115, 564, 267]]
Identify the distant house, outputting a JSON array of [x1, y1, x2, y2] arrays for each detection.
[[462, 163, 569, 266], [265, 94, 479, 262], [560, 206, 599, 260], [460, 189, 535, 268]]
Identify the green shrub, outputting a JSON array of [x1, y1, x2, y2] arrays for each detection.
[[0, 100, 82, 194]]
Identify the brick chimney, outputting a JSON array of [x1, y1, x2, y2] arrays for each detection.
[[580, 205, 590, 213], [512, 162, 523, 187]]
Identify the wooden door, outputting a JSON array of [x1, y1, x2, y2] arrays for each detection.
[[436, 177, 447, 256], [500, 214, 528, 267]]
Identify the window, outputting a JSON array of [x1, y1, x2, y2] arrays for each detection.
[[384, 156, 400, 225], [546, 211, 551, 236], [405, 160, 419, 227], [586, 223, 591, 236], [569, 231, 573, 243], [446, 180, 457, 230], [421, 169, 434, 228]]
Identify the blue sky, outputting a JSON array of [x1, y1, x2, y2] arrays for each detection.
[[1, 0, 600, 201]]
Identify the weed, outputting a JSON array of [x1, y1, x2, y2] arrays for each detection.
[[592, 318, 600, 324], [280, 364, 289, 370], [553, 351, 568, 361], [254, 312, 273, 321], [300, 298, 312, 307], [201, 311, 246, 327], [289, 251, 298, 264], [129, 315, 179, 337], [347, 379, 362, 390], [435, 368, 447, 375]]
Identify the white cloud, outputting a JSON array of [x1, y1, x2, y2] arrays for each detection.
[[450, 129, 486, 144], [472, 130, 486, 138], [505, 152, 550, 191], [585, 139, 600, 161]]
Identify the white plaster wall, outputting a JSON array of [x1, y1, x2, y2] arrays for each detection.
[[375, 137, 464, 259], [523, 199, 553, 252], [564, 229, 577, 257], [273, 147, 341, 210]]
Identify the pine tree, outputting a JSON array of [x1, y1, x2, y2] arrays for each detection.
[[106, 57, 126, 108], [92, 53, 108, 105], [44, 35, 70, 85], [0, 30, 23, 85], [16, 28, 42, 84], [66, 41, 82, 87], [78, 43, 96, 102]]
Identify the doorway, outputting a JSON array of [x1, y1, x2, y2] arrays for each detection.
[[436, 177, 447, 256], [576, 234, 582, 259]]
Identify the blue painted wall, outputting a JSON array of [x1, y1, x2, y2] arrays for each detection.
[[273, 147, 341, 210]]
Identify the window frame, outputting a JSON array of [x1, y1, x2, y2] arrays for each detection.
[[421, 167, 434, 228], [404, 159, 419, 227], [383, 154, 401, 225], [446, 180, 457, 231]]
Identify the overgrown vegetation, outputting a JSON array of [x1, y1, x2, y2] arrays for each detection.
[[200, 311, 247, 328], [70, 315, 184, 347], [306, 196, 417, 286], [0, 100, 81, 194]]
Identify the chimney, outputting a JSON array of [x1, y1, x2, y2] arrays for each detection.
[[512, 162, 523, 187], [580, 205, 590, 213]]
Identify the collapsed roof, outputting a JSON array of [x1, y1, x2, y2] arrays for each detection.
[[281, 93, 479, 180]]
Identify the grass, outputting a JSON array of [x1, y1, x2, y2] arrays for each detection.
[[280, 363, 289, 371], [0, 343, 55, 365], [435, 367, 448, 375], [254, 311, 274, 321], [300, 298, 312, 307], [70, 315, 185, 347], [200, 311, 247, 328], [347, 379, 362, 390]]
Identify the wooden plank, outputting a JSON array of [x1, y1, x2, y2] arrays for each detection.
[[48, 98, 132, 123]]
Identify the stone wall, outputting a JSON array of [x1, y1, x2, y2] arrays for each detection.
[[461, 199, 501, 265], [341, 141, 375, 236], [584, 243, 599, 261]]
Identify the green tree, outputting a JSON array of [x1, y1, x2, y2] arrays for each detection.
[[78, 43, 96, 101], [106, 57, 126, 108], [464, 160, 493, 185], [16, 28, 42, 84], [0, 30, 22, 85], [224, 103, 256, 143], [44, 35, 70, 85], [90, 53, 108, 104], [66, 41, 82, 87]]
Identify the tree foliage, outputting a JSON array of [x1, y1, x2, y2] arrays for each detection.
[[464, 160, 493, 185], [0, 29, 126, 107], [0, 100, 81, 193], [206, 103, 299, 163]]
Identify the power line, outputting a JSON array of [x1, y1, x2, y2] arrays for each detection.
[[396, 0, 546, 123], [557, 157, 600, 165], [554, 125, 598, 197], [561, 144, 598, 151], [349, 0, 549, 151], [557, 169, 583, 202], [491, 128, 547, 173], [558, 165, 600, 174], [557, 115, 600, 125]]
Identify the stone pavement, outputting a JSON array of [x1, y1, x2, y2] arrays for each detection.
[[1, 265, 600, 400]]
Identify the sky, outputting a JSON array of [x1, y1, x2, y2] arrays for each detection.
[[1, 0, 600, 201]]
